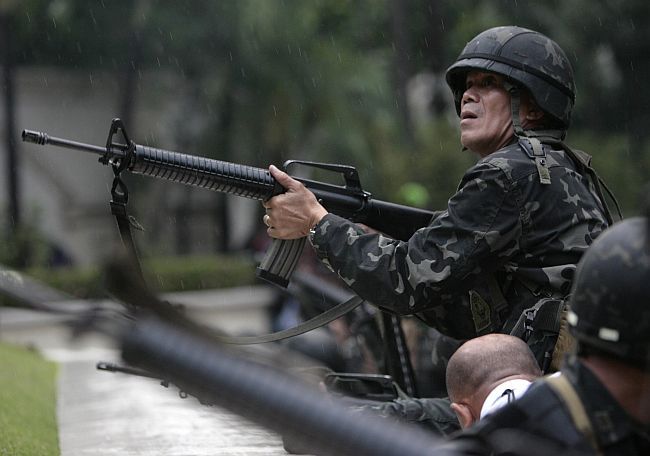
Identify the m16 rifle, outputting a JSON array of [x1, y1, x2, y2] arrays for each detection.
[[22, 118, 434, 288]]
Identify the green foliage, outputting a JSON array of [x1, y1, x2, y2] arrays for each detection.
[[13, 0, 135, 67], [370, 118, 473, 208], [0, 208, 53, 269], [26, 254, 258, 299], [26, 264, 102, 299], [9, 0, 650, 258], [568, 130, 649, 217], [142, 254, 258, 293], [0, 343, 59, 456], [0, 224, 51, 269]]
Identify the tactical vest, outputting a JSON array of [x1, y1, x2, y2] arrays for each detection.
[[468, 136, 620, 374]]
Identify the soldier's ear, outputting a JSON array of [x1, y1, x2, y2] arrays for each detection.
[[450, 401, 476, 429], [522, 95, 544, 122], [525, 105, 544, 121]]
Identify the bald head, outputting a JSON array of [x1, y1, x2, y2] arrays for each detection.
[[446, 334, 541, 404]]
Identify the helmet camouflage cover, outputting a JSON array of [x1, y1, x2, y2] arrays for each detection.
[[568, 217, 650, 368], [446, 26, 576, 128]]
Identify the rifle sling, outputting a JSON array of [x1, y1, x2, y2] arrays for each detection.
[[216, 295, 364, 345], [109, 152, 147, 287], [110, 198, 145, 278]]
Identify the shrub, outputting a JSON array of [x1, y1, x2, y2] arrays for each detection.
[[24, 254, 259, 300]]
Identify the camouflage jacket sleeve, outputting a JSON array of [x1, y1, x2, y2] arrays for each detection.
[[310, 159, 521, 315], [348, 397, 461, 436]]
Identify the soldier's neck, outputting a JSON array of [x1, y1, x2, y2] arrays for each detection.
[[582, 355, 650, 425]]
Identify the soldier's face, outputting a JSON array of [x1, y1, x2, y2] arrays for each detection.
[[459, 71, 514, 157]]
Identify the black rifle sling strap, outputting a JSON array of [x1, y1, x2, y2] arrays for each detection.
[[110, 139, 145, 284], [216, 295, 364, 345], [107, 156, 364, 343], [109, 145, 146, 284]]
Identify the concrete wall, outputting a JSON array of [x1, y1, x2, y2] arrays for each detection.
[[1, 67, 258, 266]]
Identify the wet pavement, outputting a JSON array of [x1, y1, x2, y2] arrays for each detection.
[[54, 354, 289, 456], [1, 285, 296, 455]]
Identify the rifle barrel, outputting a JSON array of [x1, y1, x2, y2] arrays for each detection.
[[22, 129, 113, 156]]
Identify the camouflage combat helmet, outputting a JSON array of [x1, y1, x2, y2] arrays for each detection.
[[445, 26, 576, 129], [567, 217, 650, 369]]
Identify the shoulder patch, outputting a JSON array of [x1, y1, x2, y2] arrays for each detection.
[[469, 290, 492, 334]]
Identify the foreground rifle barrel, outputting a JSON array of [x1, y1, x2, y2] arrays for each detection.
[[120, 314, 450, 456], [22, 119, 434, 287]]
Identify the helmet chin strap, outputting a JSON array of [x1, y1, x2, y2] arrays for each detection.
[[504, 82, 552, 185], [504, 81, 567, 142]]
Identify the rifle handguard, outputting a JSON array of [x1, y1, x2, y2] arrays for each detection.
[[130, 144, 282, 199], [131, 146, 307, 287]]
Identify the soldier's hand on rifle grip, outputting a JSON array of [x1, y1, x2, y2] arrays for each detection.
[[264, 165, 328, 239]]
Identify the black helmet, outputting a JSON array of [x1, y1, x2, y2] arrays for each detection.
[[445, 26, 576, 129], [568, 217, 650, 368]]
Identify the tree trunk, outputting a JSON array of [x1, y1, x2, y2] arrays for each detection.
[[2, 12, 19, 232], [389, 0, 414, 144], [119, 0, 150, 126]]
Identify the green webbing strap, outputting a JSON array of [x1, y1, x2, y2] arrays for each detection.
[[215, 295, 364, 345], [544, 373, 602, 454], [529, 137, 552, 185]]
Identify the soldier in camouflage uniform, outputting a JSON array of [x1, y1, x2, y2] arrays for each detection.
[[442, 217, 650, 455], [264, 26, 615, 372]]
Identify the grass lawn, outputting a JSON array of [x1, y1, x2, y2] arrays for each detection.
[[0, 342, 59, 456]]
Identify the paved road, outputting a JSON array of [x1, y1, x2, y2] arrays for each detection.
[[53, 352, 289, 456], [1, 285, 298, 455]]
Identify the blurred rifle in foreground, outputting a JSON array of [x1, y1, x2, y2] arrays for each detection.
[[113, 313, 446, 456], [0, 254, 592, 456], [0, 256, 443, 455], [97, 255, 450, 456], [89, 254, 595, 456], [22, 119, 433, 288]]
